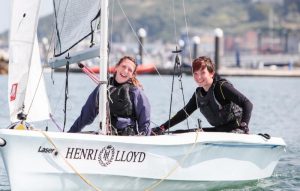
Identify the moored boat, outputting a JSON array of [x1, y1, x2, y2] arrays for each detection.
[[89, 63, 156, 74]]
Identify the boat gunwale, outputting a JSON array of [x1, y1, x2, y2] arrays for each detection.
[[0, 129, 287, 147]]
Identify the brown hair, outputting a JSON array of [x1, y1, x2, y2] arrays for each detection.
[[192, 56, 215, 73], [115, 56, 143, 88]]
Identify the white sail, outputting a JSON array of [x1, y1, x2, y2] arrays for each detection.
[[8, 0, 50, 122], [52, 0, 101, 57], [23, 36, 51, 122]]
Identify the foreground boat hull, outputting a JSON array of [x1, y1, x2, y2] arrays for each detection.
[[0, 129, 286, 191]]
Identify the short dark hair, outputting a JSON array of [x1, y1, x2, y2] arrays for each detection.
[[192, 56, 215, 73]]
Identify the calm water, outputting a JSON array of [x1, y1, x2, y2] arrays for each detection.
[[1, 73, 300, 190]]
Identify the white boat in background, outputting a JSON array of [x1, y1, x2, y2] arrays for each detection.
[[0, 0, 286, 191]]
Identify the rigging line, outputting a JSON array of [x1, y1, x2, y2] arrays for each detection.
[[116, 0, 189, 99], [173, 0, 196, 129], [171, 0, 178, 45], [177, 56, 190, 129], [109, 0, 115, 45], [164, 50, 191, 132], [167, 48, 180, 131], [89, 0, 102, 47], [116, 0, 164, 79], [117, 0, 148, 53], [116, 0, 161, 76], [49, 114, 63, 132], [89, 12, 100, 47], [50, 0, 60, 83], [79, 63, 100, 84], [52, 0, 67, 54], [48, 81, 67, 128], [144, 130, 200, 191], [38, 130, 102, 191], [45, 1, 71, 130], [115, 0, 177, 89], [116, 0, 159, 76], [182, 0, 193, 66], [170, 0, 190, 130], [116, 1, 189, 119], [63, 60, 70, 132]]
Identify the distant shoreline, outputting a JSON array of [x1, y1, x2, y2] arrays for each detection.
[[0, 62, 8, 75]]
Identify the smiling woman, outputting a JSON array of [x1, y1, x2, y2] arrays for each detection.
[[152, 56, 253, 135], [114, 56, 137, 84], [68, 56, 151, 136]]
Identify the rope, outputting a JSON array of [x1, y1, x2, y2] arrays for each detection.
[[78, 63, 100, 84], [116, 0, 164, 80], [165, 50, 191, 133], [114, 0, 192, 118], [79, 63, 108, 86], [176, 53, 190, 130], [49, 114, 63, 132], [63, 60, 70, 132], [144, 130, 200, 191], [37, 129, 102, 191], [171, 0, 178, 45], [182, 0, 193, 68], [167, 50, 178, 130]]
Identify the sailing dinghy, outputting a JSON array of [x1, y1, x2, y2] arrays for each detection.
[[0, 0, 286, 191]]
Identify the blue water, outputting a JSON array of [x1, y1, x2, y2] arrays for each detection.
[[1, 73, 300, 190]]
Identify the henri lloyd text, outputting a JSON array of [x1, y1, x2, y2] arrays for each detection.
[[115, 150, 145, 162], [65, 145, 146, 166]]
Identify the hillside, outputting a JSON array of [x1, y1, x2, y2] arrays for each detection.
[[1, 0, 300, 43]]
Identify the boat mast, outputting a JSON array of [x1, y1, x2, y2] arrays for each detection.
[[99, 0, 109, 135]]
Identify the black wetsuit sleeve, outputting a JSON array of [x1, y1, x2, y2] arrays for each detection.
[[214, 82, 253, 124], [161, 93, 198, 129]]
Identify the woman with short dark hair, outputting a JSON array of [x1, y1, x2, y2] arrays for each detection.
[[153, 56, 252, 135]]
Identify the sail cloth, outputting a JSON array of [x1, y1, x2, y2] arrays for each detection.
[[53, 0, 101, 57], [23, 36, 51, 122], [8, 0, 51, 122]]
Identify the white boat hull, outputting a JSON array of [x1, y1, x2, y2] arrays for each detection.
[[0, 129, 286, 191]]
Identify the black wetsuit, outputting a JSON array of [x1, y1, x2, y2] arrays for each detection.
[[161, 76, 253, 133]]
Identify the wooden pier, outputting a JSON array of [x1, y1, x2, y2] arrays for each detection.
[[155, 67, 300, 77], [218, 67, 300, 77]]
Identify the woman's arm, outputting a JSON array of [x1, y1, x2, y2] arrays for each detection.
[[161, 92, 198, 129], [68, 86, 99, 133], [216, 82, 253, 125], [132, 88, 151, 135]]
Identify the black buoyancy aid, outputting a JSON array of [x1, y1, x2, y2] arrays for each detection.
[[196, 79, 242, 127], [108, 82, 134, 119]]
